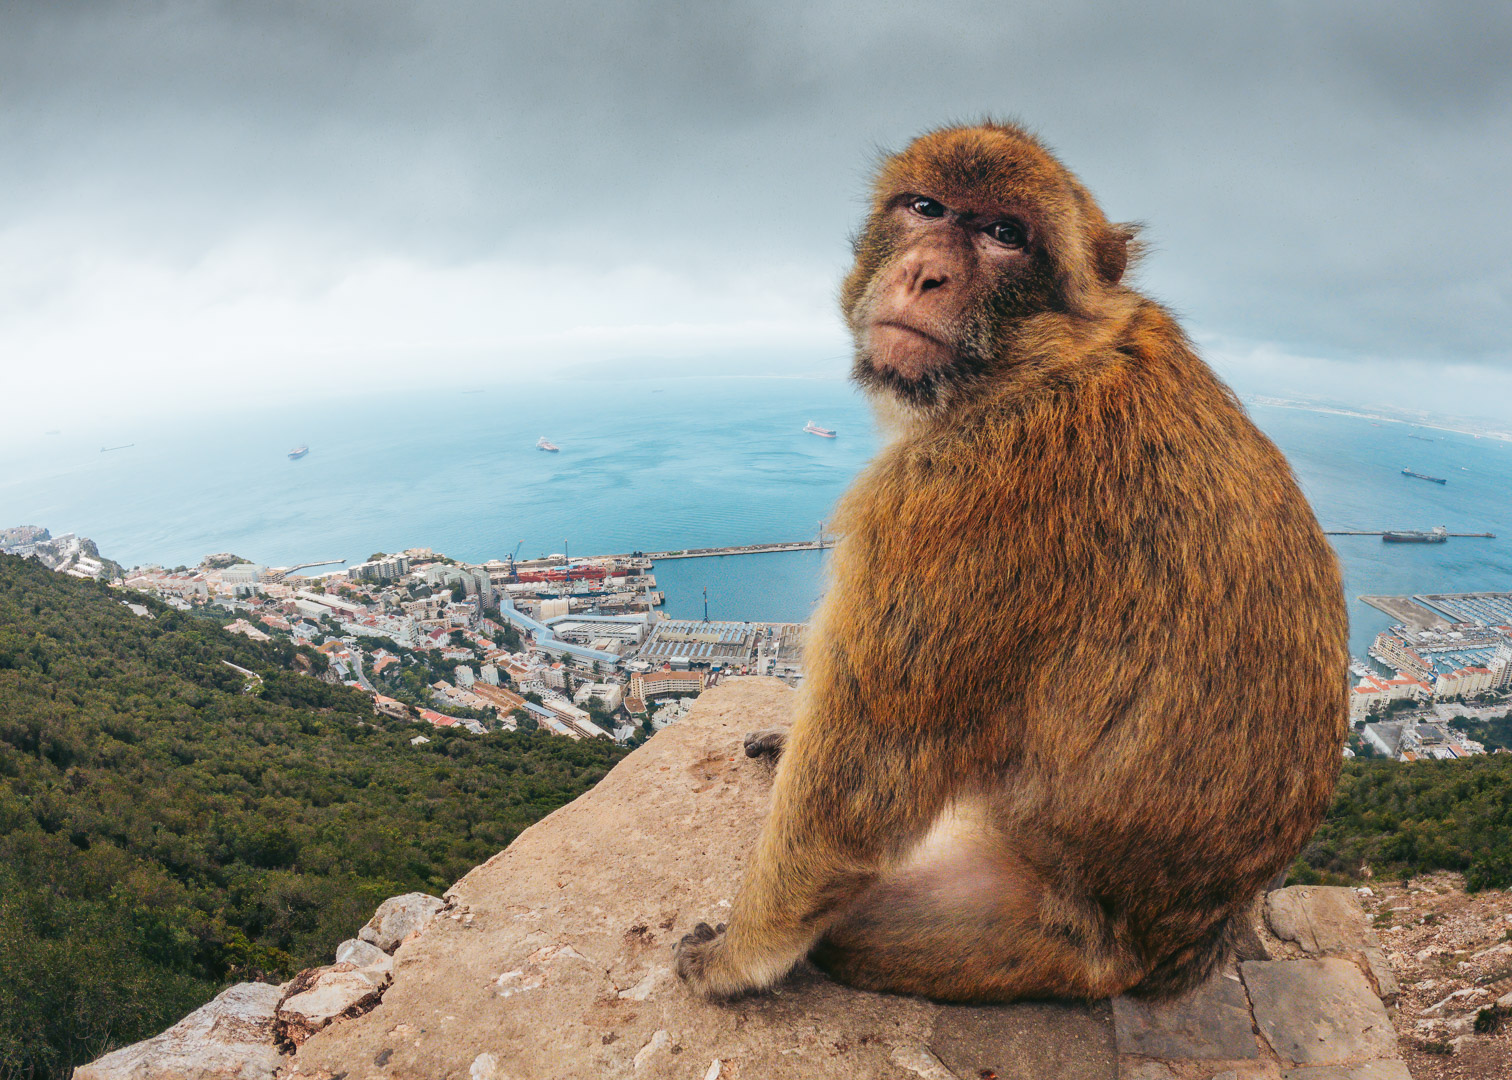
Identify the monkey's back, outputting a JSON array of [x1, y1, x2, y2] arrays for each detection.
[[818, 300, 1348, 970]]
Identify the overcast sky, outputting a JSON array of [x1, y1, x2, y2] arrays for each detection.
[[2, 1, 1509, 428]]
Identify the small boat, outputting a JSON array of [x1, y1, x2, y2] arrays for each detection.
[[536, 437, 560, 452], [100, 443, 134, 453], [803, 421, 837, 438], [288, 445, 309, 460], [1401, 468, 1446, 484]]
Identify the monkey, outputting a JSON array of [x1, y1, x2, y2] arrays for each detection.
[[674, 121, 1348, 1004]]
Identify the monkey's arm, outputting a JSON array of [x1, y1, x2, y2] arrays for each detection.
[[675, 689, 961, 998]]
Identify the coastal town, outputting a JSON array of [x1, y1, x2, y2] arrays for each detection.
[[5, 525, 1511, 759], [0, 530, 808, 747]]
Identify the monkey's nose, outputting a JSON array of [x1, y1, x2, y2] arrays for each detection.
[[901, 263, 950, 299]]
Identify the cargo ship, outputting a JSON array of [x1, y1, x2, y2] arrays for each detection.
[[536, 437, 560, 452], [1383, 526, 1448, 544], [1401, 468, 1446, 484], [287, 445, 309, 460], [803, 421, 837, 438]]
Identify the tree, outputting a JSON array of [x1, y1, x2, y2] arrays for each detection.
[[450, 584, 466, 603], [512, 707, 538, 732]]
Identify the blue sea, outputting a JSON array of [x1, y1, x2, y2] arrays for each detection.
[[2, 376, 1509, 659]]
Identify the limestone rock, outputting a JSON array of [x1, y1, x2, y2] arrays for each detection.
[[335, 936, 394, 985], [359, 891, 446, 953], [74, 982, 284, 1080], [266, 679, 1404, 1080], [274, 963, 385, 1047]]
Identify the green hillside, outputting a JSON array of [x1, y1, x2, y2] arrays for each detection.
[[1292, 754, 1512, 892], [0, 555, 627, 1078]]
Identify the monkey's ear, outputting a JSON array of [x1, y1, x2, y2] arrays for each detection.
[[1094, 224, 1142, 286]]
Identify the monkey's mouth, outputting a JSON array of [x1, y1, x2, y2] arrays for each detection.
[[865, 321, 957, 381]]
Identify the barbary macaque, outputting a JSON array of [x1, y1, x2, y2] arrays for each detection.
[[676, 122, 1347, 1002]]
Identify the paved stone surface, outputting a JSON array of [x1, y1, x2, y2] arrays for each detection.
[[1242, 959, 1398, 1067], [1112, 967, 1259, 1060], [930, 1000, 1117, 1080], [74, 982, 285, 1080], [1279, 1063, 1413, 1080], [1266, 887, 1374, 955]]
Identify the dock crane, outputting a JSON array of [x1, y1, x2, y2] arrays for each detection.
[[507, 540, 524, 582]]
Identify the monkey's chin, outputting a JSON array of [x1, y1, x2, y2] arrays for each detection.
[[865, 324, 957, 381]]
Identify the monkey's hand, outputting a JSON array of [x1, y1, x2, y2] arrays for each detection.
[[743, 728, 787, 762], [674, 921, 749, 999]]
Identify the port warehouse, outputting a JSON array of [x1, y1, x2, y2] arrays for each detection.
[[496, 598, 789, 671]]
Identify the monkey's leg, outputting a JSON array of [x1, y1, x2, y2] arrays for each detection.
[[811, 825, 1144, 1002], [675, 720, 956, 999]]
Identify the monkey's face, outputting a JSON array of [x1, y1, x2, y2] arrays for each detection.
[[843, 124, 1129, 410]]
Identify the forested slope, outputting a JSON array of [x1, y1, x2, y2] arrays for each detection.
[[1293, 753, 1512, 892], [0, 555, 627, 1078]]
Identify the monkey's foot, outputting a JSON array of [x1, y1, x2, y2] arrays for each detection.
[[743, 728, 787, 761], [673, 921, 746, 999]]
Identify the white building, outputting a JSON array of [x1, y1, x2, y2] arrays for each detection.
[[573, 681, 624, 712]]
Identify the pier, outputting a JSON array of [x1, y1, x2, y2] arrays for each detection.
[[267, 559, 347, 579], [1324, 531, 1494, 538], [642, 540, 833, 560]]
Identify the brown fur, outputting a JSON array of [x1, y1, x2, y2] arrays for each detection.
[[675, 121, 1348, 1003]]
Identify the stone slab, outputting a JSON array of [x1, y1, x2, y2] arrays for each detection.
[[930, 1000, 1117, 1080], [1242, 959, 1398, 1066], [1280, 1063, 1411, 1080], [1265, 887, 1374, 955], [1112, 967, 1258, 1060]]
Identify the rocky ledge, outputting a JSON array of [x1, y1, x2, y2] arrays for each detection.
[[79, 678, 1415, 1079]]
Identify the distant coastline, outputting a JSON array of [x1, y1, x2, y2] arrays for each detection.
[[1248, 396, 1512, 444]]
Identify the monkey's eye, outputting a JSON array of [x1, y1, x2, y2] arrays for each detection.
[[908, 196, 947, 219], [986, 220, 1027, 248]]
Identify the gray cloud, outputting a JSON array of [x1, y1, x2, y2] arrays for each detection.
[[1, 1, 1509, 398]]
